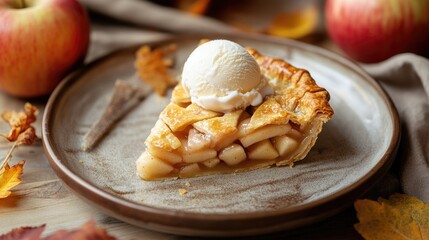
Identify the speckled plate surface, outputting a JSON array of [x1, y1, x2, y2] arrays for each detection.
[[42, 35, 400, 236]]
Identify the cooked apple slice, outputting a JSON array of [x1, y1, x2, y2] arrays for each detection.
[[179, 163, 200, 178], [239, 124, 291, 147], [187, 128, 212, 152], [288, 128, 303, 140], [237, 118, 251, 137], [248, 139, 279, 160], [219, 144, 247, 166], [147, 145, 182, 164], [136, 152, 174, 180], [182, 148, 217, 163], [272, 135, 299, 156], [202, 158, 221, 168], [214, 131, 239, 151]]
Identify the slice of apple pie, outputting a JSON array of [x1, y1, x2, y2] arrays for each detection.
[[136, 40, 333, 180]]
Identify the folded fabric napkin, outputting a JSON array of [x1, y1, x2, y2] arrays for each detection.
[[80, 0, 429, 202], [363, 55, 429, 202]]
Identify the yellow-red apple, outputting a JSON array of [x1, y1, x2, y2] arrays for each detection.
[[325, 0, 429, 63], [0, 0, 89, 97]]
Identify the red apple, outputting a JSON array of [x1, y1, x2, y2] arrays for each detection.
[[325, 0, 429, 63], [0, 0, 89, 97]]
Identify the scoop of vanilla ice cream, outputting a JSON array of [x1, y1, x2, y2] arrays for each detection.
[[181, 40, 271, 112]]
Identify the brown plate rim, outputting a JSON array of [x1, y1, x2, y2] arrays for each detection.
[[42, 33, 400, 236]]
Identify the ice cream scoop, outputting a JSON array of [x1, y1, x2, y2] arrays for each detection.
[[181, 40, 271, 112]]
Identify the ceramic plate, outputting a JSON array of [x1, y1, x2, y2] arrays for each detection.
[[42, 35, 400, 236]]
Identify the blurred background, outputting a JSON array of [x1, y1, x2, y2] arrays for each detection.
[[89, 0, 429, 63], [156, 0, 325, 40], [92, 0, 327, 41]]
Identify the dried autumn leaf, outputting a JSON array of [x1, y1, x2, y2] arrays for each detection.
[[0, 220, 115, 240], [354, 193, 429, 240], [134, 44, 177, 96], [0, 225, 45, 240], [0, 160, 25, 199], [44, 220, 115, 240], [1, 103, 38, 142], [16, 127, 38, 146]]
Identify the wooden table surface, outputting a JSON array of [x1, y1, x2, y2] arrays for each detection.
[[0, 37, 383, 239]]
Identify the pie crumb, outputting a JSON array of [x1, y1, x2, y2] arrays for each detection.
[[178, 188, 188, 195]]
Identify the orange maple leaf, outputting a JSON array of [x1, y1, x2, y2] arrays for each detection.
[[0, 160, 25, 199], [134, 44, 177, 96], [354, 193, 429, 240], [1, 103, 38, 142]]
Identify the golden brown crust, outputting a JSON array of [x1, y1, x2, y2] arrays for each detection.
[[248, 97, 289, 130], [145, 120, 181, 151], [247, 48, 333, 127], [160, 103, 221, 132], [171, 81, 191, 105]]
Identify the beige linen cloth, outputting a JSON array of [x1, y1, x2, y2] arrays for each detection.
[[79, 0, 429, 202]]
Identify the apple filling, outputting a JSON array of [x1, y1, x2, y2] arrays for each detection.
[[136, 110, 310, 180]]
